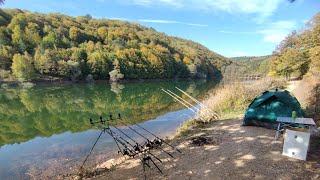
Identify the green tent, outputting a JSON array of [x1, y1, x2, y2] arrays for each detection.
[[242, 90, 304, 129]]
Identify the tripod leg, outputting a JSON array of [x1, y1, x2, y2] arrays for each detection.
[[80, 129, 104, 169], [143, 158, 147, 180]]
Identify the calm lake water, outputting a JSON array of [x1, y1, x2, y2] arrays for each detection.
[[0, 80, 217, 179]]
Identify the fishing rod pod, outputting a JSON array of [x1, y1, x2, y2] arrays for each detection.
[[80, 114, 174, 178]]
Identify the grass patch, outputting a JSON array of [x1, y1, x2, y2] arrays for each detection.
[[176, 118, 201, 137], [197, 77, 286, 122], [219, 110, 244, 120], [175, 78, 288, 138]]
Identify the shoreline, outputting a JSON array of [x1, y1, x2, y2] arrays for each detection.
[[0, 77, 206, 87], [70, 117, 320, 180], [70, 114, 240, 179], [67, 79, 320, 179]]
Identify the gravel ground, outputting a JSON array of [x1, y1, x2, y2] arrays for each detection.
[[86, 119, 320, 180]]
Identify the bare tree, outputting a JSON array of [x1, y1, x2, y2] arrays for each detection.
[[0, 0, 5, 5]]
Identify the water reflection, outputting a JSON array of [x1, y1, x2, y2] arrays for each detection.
[[0, 80, 216, 179], [110, 82, 125, 102]]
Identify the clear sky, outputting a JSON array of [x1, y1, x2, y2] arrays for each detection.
[[2, 0, 320, 57]]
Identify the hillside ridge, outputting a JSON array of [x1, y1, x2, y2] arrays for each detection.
[[0, 8, 233, 82]]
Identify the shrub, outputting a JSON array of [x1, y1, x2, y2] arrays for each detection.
[[197, 78, 285, 122], [11, 52, 35, 81]]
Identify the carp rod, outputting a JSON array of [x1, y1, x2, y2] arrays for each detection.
[[111, 113, 183, 154], [94, 116, 163, 163], [106, 126, 164, 174], [161, 89, 197, 114], [98, 115, 174, 159], [105, 127, 163, 174], [105, 128, 163, 175], [175, 87, 219, 118], [80, 116, 164, 175], [162, 88, 220, 120]]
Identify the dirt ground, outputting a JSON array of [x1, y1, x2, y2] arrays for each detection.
[[80, 119, 320, 180]]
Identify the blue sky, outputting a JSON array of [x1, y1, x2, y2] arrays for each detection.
[[2, 0, 320, 57]]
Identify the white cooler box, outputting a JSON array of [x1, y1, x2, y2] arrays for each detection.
[[282, 128, 310, 161]]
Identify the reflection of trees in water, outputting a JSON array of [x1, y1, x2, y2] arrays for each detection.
[[0, 80, 216, 146], [110, 82, 125, 102]]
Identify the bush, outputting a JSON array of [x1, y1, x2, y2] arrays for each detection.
[[0, 69, 11, 80], [197, 78, 285, 122], [11, 52, 35, 81], [304, 76, 320, 125]]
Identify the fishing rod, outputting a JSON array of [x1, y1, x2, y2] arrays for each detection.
[[95, 116, 163, 163], [161, 89, 197, 114], [163, 88, 220, 121], [108, 127, 163, 164], [166, 89, 200, 113], [107, 130, 163, 175], [175, 87, 220, 119], [163, 89, 213, 123], [105, 127, 137, 157], [116, 113, 183, 154], [167, 89, 199, 111], [105, 127, 163, 176], [104, 126, 164, 174], [107, 114, 175, 158], [80, 115, 165, 179], [90, 117, 137, 157]]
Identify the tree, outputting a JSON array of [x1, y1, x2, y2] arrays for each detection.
[[275, 48, 309, 78], [87, 51, 110, 79], [97, 27, 108, 41], [309, 46, 320, 77], [69, 26, 83, 44], [0, 45, 14, 69], [0, 9, 233, 81], [67, 60, 82, 82], [0, 27, 11, 46], [0, 0, 5, 5], [11, 52, 35, 81], [34, 49, 57, 74]]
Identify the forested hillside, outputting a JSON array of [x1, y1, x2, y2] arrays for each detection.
[[270, 13, 320, 79], [269, 12, 320, 123], [224, 55, 272, 78], [226, 12, 320, 81], [0, 9, 232, 82]]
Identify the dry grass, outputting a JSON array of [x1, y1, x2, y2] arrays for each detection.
[[197, 77, 287, 122], [303, 75, 320, 125], [176, 78, 287, 135]]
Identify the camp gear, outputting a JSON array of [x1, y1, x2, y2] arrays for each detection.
[[292, 111, 297, 120], [273, 117, 316, 144], [243, 90, 304, 129]]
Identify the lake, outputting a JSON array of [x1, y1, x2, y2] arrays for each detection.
[[0, 80, 217, 179]]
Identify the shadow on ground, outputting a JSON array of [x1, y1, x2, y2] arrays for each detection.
[[70, 119, 320, 180]]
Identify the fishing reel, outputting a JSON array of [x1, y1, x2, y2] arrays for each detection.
[[121, 148, 136, 158], [144, 138, 163, 149]]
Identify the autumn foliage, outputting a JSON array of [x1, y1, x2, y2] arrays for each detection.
[[0, 9, 232, 81]]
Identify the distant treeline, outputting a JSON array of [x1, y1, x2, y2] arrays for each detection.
[[269, 13, 320, 79], [0, 9, 232, 82], [226, 10, 319, 80], [225, 55, 272, 78]]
